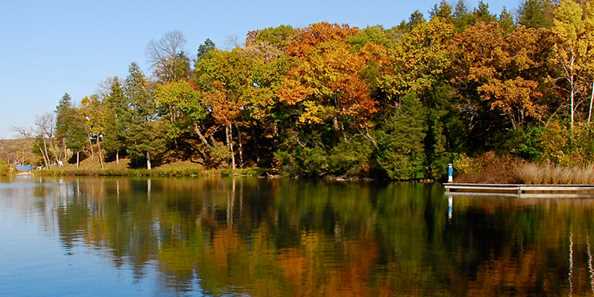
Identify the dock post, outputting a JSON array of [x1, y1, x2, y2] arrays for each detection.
[[447, 163, 453, 183]]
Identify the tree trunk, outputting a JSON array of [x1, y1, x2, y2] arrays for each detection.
[[193, 123, 211, 147], [62, 139, 67, 164], [42, 138, 50, 168], [226, 124, 236, 170], [569, 51, 575, 137], [97, 140, 104, 169], [116, 151, 120, 165], [236, 124, 243, 168], [39, 146, 49, 168], [146, 152, 152, 170], [570, 75, 575, 136], [49, 137, 60, 165], [76, 151, 80, 168], [88, 137, 95, 161], [588, 82, 594, 126]]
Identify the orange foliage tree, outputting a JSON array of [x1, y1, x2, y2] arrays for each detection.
[[452, 22, 550, 129], [278, 40, 377, 136]]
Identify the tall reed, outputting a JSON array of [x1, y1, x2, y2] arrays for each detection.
[[515, 163, 594, 184]]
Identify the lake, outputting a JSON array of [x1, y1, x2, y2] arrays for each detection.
[[0, 176, 593, 297]]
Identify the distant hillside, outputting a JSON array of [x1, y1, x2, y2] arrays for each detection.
[[0, 138, 37, 164]]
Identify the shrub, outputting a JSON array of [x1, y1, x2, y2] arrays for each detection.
[[273, 150, 296, 175], [573, 124, 594, 163], [0, 160, 9, 176], [538, 121, 569, 164], [273, 146, 330, 177], [536, 121, 594, 166], [208, 143, 232, 168], [328, 136, 373, 177], [453, 153, 474, 176], [453, 152, 523, 184], [295, 146, 329, 177], [509, 126, 543, 161]]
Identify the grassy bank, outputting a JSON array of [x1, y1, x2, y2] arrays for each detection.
[[34, 160, 265, 178], [35, 167, 264, 177]]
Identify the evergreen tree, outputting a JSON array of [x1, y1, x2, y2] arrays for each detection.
[[124, 63, 166, 169], [196, 38, 216, 61], [474, 0, 497, 23], [125, 63, 153, 119], [102, 77, 128, 163], [409, 10, 426, 29], [518, 0, 556, 28], [55, 93, 72, 141], [499, 7, 516, 31], [65, 109, 88, 168], [453, 0, 474, 30], [430, 0, 453, 20], [55, 93, 74, 164], [454, 0, 469, 18], [55, 93, 88, 167], [376, 93, 427, 180]]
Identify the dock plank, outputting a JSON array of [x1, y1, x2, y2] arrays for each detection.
[[444, 183, 594, 198]]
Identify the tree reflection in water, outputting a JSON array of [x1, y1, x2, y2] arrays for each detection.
[[13, 177, 594, 296]]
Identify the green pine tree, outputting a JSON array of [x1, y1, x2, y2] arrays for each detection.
[[518, 0, 556, 28], [430, 0, 453, 20], [55, 93, 73, 164], [102, 77, 128, 164], [409, 10, 426, 29], [499, 7, 516, 32], [474, 1, 497, 23], [196, 38, 216, 61], [65, 109, 88, 168], [124, 63, 166, 169], [453, 0, 474, 30], [376, 93, 427, 180], [55, 93, 72, 141]]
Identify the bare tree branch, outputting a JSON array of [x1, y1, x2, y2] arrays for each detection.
[[146, 31, 186, 68]]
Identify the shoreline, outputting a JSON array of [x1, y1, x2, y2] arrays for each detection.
[[29, 167, 436, 183], [13, 157, 594, 185], [32, 167, 265, 178]]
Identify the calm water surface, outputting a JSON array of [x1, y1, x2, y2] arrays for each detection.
[[0, 176, 593, 297]]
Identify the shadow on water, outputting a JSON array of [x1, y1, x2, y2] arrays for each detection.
[[2, 177, 594, 296]]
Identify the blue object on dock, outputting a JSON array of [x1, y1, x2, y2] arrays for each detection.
[[15, 164, 33, 172], [447, 163, 453, 183]]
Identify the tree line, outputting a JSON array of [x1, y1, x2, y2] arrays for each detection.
[[24, 0, 594, 180]]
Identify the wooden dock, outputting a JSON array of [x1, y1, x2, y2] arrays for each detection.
[[444, 183, 594, 198]]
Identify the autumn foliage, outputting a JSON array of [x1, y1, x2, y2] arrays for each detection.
[[40, 0, 594, 179]]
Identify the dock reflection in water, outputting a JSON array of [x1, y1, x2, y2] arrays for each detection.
[[1, 177, 594, 297]]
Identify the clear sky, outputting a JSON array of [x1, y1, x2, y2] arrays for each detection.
[[0, 0, 521, 138]]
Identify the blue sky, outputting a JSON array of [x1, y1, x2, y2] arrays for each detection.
[[0, 0, 521, 138]]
